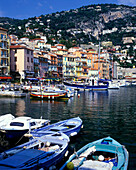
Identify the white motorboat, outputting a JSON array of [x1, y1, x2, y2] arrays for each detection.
[[108, 81, 120, 89], [1, 116, 50, 139], [0, 114, 15, 130]]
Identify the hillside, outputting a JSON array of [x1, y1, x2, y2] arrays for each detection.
[[0, 4, 136, 47]]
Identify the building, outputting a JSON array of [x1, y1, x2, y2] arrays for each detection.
[[39, 51, 49, 78], [57, 54, 63, 78], [75, 56, 82, 77], [0, 27, 11, 80], [33, 52, 40, 77], [48, 53, 58, 78], [10, 45, 34, 80], [80, 52, 88, 77], [63, 53, 76, 78]]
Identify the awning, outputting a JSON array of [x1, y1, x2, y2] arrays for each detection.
[[0, 76, 12, 79]]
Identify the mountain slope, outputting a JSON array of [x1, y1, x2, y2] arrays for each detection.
[[0, 4, 136, 47]]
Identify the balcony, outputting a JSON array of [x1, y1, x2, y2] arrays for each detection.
[[76, 68, 82, 72], [1, 55, 8, 59], [0, 46, 7, 50], [0, 64, 8, 68], [66, 64, 74, 68], [76, 63, 82, 67], [0, 38, 7, 42]]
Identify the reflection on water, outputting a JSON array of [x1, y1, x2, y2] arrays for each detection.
[[15, 100, 26, 117], [0, 87, 136, 168]]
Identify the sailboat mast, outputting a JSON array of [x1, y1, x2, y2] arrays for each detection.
[[98, 41, 100, 80]]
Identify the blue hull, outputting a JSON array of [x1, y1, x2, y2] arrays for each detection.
[[64, 82, 108, 91], [5, 129, 28, 139], [31, 117, 83, 138], [0, 133, 69, 170]]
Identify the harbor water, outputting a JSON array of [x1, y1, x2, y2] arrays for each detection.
[[0, 87, 136, 169]]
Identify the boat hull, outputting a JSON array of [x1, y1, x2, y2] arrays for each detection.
[[31, 117, 83, 138], [64, 82, 108, 91], [0, 133, 69, 170], [4, 129, 28, 139], [30, 92, 68, 100], [60, 136, 129, 170]]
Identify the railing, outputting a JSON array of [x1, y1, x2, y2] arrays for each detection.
[[0, 46, 7, 50], [0, 64, 8, 67], [0, 37, 7, 42], [0, 55, 8, 58], [76, 63, 83, 67], [76, 69, 82, 71]]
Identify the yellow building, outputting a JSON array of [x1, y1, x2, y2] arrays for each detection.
[[74, 50, 89, 78], [75, 56, 82, 77], [63, 53, 76, 78], [0, 27, 10, 77]]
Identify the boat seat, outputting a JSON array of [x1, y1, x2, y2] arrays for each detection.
[[78, 160, 113, 170], [104, 157, 118, 167]]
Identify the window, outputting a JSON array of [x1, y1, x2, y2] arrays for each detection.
[[1, 60, 3, 65], [15, 65, 17, 70], [15, 49, 17, 53], [31, 51, 33, 55], [10, 122, 24, 127], [14, 57, 17, 62], [30, 122, 36, 126], [31, 58, 33, 63], [1, 34, 3, 39], [27, 49, 29, 54], [27, 57, 29, 62]]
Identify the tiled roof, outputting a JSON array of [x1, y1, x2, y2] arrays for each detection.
[[0, 27, 8, 32], [10, 45, 33, 51]]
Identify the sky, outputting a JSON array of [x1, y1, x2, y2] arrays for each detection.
[[0, 0, 136, 19]]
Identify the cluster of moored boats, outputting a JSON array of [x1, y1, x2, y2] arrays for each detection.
[[0, 78, 135, 99], [0, 114, 129, 170], [0, 84, 74, 100]]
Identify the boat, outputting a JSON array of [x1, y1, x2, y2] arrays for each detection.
[[108, 81, 120, 89], [0, 132, 69, 170], [30, 117, 83, 138], [63, 81, 87, 91], [1, 116, 50, 139], [60, 136, 129, 170], [30, 91, 68, 100], [0, 114, 15, 130], [64, 79, 108, 91], [0, 90, 26, 98]]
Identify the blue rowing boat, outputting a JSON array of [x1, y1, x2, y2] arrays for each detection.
[[60, 136, 129, 170], [30, 117, 83, 138], [0, 132, 69, 170]]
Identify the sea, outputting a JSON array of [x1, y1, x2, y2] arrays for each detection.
[[0, 86, 136, 169]]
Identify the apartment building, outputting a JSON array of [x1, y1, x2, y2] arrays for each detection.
[[63, 53, 76, 78], [0, 27, 11, 79], [48, 53, 58, 78], [57, 54, 63, 78], [39, 51, 49, 78], [10, 45, 34, 80]]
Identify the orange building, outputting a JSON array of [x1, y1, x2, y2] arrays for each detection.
[[48, 53, 58, 77]]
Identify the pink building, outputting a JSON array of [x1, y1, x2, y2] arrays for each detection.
[[10, 45, 34, 80]]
